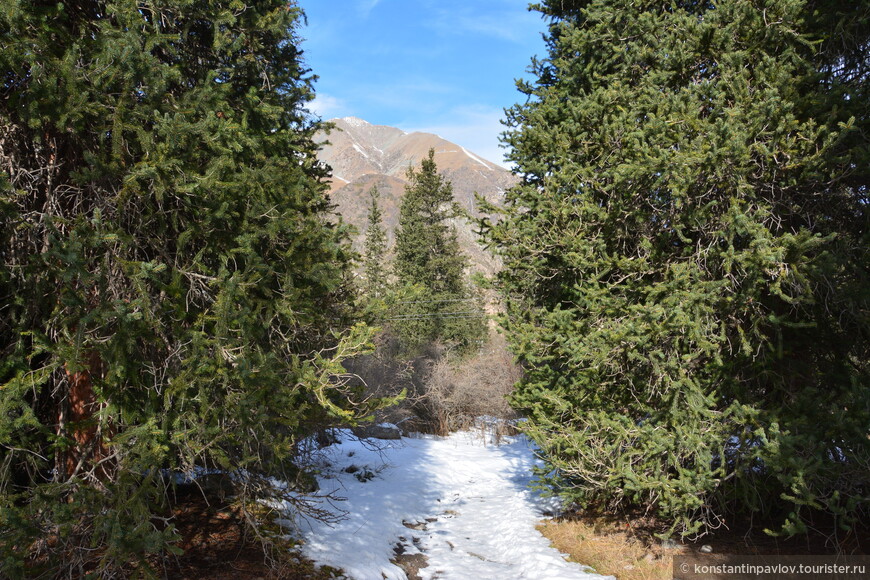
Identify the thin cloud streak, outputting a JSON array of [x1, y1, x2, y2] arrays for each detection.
[[309, 93, 348, 119]]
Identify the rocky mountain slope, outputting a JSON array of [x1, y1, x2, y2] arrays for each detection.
[[316, 117, 517, 275]]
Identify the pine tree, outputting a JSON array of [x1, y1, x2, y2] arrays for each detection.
[[362, 186, 388, 299], [392, 149, 484, 352], [487, 0, 870, 537], [0, 1, 386, 574]]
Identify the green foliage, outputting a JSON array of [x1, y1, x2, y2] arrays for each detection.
[[362, 186, 388, 300], [488, 0, 870, 537], [381, 284, 485, 356], [396, 149, 467, 296], [392, 149, 486, 353], [0, 0, 386, 574]]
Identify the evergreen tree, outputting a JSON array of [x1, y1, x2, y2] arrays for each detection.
[[487, 0, 870, 537], [362, 185, 388, 299], [393, 149, 485, 352], [0, 1, 386, 574], [396, 149, 466, 295]]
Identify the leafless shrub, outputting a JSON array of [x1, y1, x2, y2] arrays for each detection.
[[342, 330, 522, 437], [416, 332, 522, 436], [339, 331, 420, 428]]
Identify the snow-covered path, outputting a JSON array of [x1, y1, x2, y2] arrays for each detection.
[[290, 429, 612, 580]]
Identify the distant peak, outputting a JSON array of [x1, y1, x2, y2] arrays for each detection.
[[341, 116, 370, 128]]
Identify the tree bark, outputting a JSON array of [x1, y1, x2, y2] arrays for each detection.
[[61, 351, 113, 482]]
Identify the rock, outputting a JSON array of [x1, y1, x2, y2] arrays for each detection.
[[393, 542, 428, 580], [662, 538, 679, 550], [352, 423, 402, 440], [402, 520, 427, 531], [354, 468, 375, 482], [699, 544, 713, 554]]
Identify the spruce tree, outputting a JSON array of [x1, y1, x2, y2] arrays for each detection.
[[362, 185, 388, 299], [0, 1, 384, 574], [487, 0, 870, 537], [393, 149, 484, 352], [396, 149, 466, 295]]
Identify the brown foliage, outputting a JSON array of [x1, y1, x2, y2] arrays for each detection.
[[419, 333, 521, 435], [343, 330, 521, 436]]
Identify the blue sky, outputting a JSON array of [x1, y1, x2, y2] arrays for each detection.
[[299, 0, 547, 166]]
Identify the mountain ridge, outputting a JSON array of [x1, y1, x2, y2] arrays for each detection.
[[320, 117, 506, 183], [316, 117, 517, 275]]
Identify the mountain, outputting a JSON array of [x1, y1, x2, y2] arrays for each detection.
[[316, 117, 517, 275]]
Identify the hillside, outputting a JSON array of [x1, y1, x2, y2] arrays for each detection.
[[316, 117, 517, 275]]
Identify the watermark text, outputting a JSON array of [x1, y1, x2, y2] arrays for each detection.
[[674, 555, 869, 579]]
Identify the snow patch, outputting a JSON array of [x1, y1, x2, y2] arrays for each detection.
[[289, 430, 611, 580], [352, 143, 370, 159], [342, 116, 371, 128], [461, 146, 493, 170]]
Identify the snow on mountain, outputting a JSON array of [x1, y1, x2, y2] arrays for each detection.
[[460, 145, 493, 170], [342, 116, 371, 128]]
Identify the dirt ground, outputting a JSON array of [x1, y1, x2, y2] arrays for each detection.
[[144, 486, 339, 580]]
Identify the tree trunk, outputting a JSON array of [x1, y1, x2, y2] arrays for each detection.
[[60, 351, 113, 482]]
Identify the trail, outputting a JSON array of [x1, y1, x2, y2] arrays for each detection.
[[290, 429, 612, 580]]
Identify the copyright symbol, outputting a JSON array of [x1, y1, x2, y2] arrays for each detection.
[[679, 562, 690, 574]]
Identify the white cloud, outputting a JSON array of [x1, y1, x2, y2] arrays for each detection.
[[456, 12, 539, 44], [408, 105, 512, 169], [309, 93, 347, 119]]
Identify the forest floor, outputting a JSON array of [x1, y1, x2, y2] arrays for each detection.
[[152, 487, 336, 580]]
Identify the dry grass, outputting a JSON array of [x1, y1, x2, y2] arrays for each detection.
[[539, 508, 870, 580], [538, 517, 686, 580]]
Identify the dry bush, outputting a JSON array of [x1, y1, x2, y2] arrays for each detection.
[[341, 331, 522, 436], [340, 333, 416, 424], [416, 332, 522, 435], [340, 331, 445, 434]]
